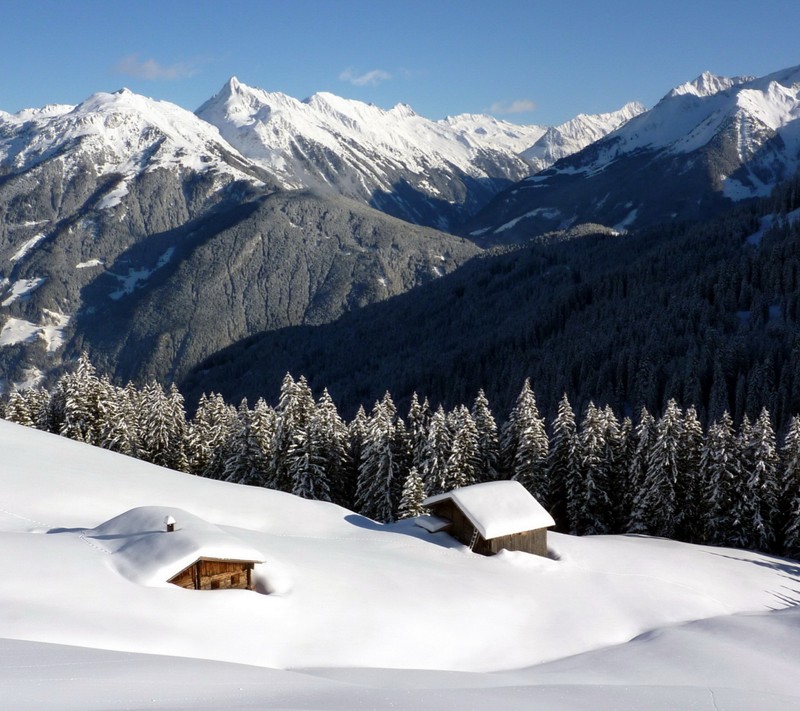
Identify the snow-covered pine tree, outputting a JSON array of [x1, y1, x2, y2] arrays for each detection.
[[780, 416, 800, 556], [355, 394, 402, 523], [397, 466, 427, 519], [676, 405, 704, 542], [287, 411, 332, 502], [599, 405, 625, 532], [445, 405, 481, 491], [609, 415, 635, 532], [420, 406, 452, 496], [55, 353, 104, 445], [629, 399, 683, 538], [471, 389, 500, 483], [224, 400, 271, 487], [624, 407, 656, 530], [346, 406, 368, 507], [3, 391, 34, 427], [734, 408, 780, 551], [570, 402, 612, 535], [290, 388, 347, 503], [188, 392, 238, 477], [547, 393, 579, 531], [135, 381, 189, 472], [701, 412, 740, 546], [96, 378, 137, 456], [406, 392, 431, 474], [501, 379, 549, 500], [270, 374, 316, 492]]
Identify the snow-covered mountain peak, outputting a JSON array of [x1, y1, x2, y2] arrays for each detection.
[[520, 101, 646, 171], [388, 102, 416, 119], [668, 70, 751, 99], [195, 77, 544, 227], [0, 88, 263, 185]]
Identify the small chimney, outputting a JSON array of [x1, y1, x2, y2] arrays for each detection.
[[164, 514, 176, 533]]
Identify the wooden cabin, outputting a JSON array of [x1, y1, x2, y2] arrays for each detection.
[[168, 557, 257, 591], [89, 506, 266, 591], [421, 480, 555, 557]]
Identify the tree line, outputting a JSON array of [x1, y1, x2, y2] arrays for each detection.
[[4, 354, 800, 559]]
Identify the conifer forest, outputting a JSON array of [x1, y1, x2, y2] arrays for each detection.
[[4, 353, 800, 560]]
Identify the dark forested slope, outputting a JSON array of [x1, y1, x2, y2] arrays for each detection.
[[182, 176, 800, 429]]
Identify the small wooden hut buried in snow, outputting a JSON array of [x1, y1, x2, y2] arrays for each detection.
[[88, 506, 266, 591], [421, 480, 555, 557]]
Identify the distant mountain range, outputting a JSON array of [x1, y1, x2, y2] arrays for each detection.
[[1, 64, 799, 402], [467, 66, 800, 242], [0, 78, 643, 390], [196, 77, 641, 230]]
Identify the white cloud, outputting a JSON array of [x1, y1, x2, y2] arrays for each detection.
[[339, 68, 392, 87], [115, 55, 197, 81], [489, 99, 537, 115]]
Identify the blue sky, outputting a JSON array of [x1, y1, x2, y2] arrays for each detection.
[[2, 0, 799, 125]]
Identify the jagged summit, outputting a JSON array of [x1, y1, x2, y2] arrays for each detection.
[[668, 70, 752, 99], [195, 76, 538, 229]]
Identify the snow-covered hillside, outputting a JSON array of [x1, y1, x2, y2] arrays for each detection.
[[2, 418, 799, 709]]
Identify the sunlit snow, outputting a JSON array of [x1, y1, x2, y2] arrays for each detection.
[[1, 277, 46, 307], [9, 234, 47, 262], [1, 420, 799, 709]]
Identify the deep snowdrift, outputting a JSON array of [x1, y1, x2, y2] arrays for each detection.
[[1, 418, 799, 709]]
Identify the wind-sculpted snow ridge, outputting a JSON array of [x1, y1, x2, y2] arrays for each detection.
[[1, 418, 800, 709]]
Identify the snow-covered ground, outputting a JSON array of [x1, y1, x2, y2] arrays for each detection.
[[1, 418, 799, 709]]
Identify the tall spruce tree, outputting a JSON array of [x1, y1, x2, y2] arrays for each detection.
[[629, 400, 684, 537], [224, 400, 271, 487], [471, 389, 500, 482], [501, 379, 549, 500], [397, 466, 427, 519], [420, 406, 452, 496], [548, 393, 579, 531], [445, 405, 481, 491], [676, 405, 705, 542], [780, 416, 800, 556], [737, 408, 780, 551], [570, 402, 612, 535], [270, 374, 315, 492], [356, 394, 402, 522], [702, 412, 740, 546]]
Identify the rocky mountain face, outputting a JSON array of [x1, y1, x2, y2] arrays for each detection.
[[467, 66, 800, 243], [0, 90, 478, 389]]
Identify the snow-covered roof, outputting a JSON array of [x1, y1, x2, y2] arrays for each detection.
[[87, 506, 266, 586], [414, 514, 451, 534], [423, 481, 555, 540]]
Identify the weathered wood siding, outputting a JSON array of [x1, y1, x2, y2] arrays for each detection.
[[168, 558, 255, 590], [428, 501, 548, 557]]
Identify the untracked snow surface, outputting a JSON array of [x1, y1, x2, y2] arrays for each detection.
[[1, 419, 799, 709]]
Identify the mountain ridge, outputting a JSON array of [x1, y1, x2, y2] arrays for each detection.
[[466, 65, 800, 242]]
